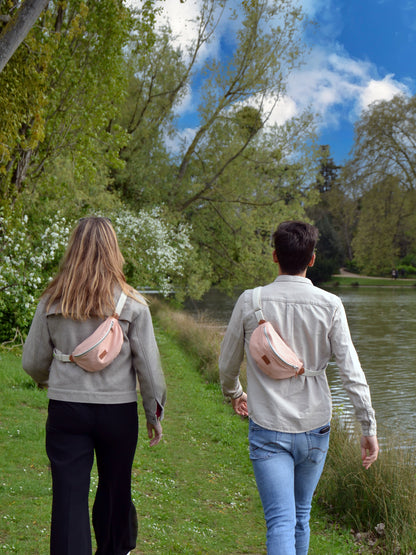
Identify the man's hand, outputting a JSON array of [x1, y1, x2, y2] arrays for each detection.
[[147, 420, 163, 446], [231, 392, 248, 417], [361, 435, 379, 469]]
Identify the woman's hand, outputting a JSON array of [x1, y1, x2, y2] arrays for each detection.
[[147, 420, 163, 446]]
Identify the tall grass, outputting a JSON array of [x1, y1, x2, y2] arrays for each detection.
[[316, 418, 416, 553], [150, 297, 248, 389], [151, 298, 416, 554]]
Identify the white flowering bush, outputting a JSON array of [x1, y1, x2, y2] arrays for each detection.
[[0, 211, 71, 342], [0, 207, 193, 342], [111, 207, 193, 296]]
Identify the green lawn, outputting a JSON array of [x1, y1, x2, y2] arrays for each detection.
[[0, 323, 364, 554], [324, 275, 416, 287]]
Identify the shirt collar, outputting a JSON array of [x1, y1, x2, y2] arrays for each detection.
[[274, 274, 313, 286]]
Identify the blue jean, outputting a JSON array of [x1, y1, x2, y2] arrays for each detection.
[[249, 419, 330, 555]]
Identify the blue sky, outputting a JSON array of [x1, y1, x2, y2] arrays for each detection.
[[153, 0, 415, 165], [311, 0, 415, 163]]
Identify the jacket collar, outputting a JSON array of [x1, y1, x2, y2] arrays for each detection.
[[274, 274, 313, 286]]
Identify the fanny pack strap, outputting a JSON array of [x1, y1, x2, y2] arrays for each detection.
[[53, 292, 127, 363], [114, 291, 127, 318], [53, 350, 71, 362], [253, 287, 265, 323]]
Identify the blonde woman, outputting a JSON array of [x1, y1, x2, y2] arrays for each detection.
[[23, 216, 167, 555]]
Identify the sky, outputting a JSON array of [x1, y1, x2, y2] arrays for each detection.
[[150, 0, 415, 165]]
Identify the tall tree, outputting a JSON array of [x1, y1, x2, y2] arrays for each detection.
[[352, 176, 403, 275], [349, 94, 416, 193], [345, 93, 416, 273], [0, 0, 48, 72], [116, 0, 319, 289], [306, 145, 344, 282], [0, 0, 134, 216]]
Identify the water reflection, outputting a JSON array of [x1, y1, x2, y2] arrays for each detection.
[[185, 286, 416, 443]]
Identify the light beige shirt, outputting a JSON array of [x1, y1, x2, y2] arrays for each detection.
[[219, 275, 377, 435]]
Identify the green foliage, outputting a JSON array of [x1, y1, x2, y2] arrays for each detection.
[[0, 207, 194, 342], [344, 94, 416, 273], [352, 177, 402, 275], [349, 94, 416, 194], [0, 0, 132, 211], [396, 264, 416, 277], [115, 0, 319, 291], [0, 210, 71, 342]]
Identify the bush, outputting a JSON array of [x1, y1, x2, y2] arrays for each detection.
[[396, 264, 416, 278], [0, 207, 194, 343], [0, 211, 70, 342]]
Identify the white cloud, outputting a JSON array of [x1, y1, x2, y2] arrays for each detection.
[[359, 75, 408, 110], [281, 47, 411, 129], [127, 0, 412, 136]]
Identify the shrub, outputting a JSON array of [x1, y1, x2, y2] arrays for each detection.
[[396, 264, 416, 278], [0, 207, 193, 342], [0, 211, 70, 342]]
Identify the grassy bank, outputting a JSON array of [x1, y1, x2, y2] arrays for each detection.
[[150, 300, 416, 554], [323, 275, 416, 288], [0, 328, 361, 554]]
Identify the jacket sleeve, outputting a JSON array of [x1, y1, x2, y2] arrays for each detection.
[[329, 301, 377, 436], [22, 299, 53, 385], [218, 292, 245, 399], [129, 306, 167, 425]]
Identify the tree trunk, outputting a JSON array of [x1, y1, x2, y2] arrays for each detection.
[[0, 0, 49, 73]]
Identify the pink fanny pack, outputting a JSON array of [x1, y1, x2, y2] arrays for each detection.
[[248, 287, 305, 379], [53, 292, 127, 372]]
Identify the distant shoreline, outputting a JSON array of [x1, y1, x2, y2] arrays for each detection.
[[323, 271, 416, 288]]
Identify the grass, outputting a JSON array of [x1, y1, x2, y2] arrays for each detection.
[[0, 325, 361, 554], [316, 417, 416, 554], [323, 276, 416, 288]]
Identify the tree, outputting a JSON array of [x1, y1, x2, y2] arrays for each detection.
[[306, 146, 344, 282], [349, 94, 416, 193], [0, 0, 48, 73], [116, 0, 319, 290], [0, 0, 134, 217], [345, 94, 416, 272], [352, 177, 403, 275]]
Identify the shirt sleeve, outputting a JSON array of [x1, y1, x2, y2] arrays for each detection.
[[129, 306, 167, 425], [22, 299, 53, 385], [329, 301, 377, 436], [218, 292, 245, 399]]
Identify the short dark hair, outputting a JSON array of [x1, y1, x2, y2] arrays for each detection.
[[272, 221, 319, 275]]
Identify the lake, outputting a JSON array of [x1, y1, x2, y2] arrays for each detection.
[[184, 286, 416, 444]]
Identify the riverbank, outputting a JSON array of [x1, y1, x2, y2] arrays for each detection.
[[324, 270, 416, 288], [0, 334, 363, 554]]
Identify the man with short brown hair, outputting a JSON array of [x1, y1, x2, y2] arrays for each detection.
[[219, 220, 378, 555]]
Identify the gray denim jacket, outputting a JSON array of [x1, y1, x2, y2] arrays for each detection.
[[22, 293, 166, 425]]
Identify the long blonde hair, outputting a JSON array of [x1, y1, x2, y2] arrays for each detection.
[[44, 216, 145, 319]]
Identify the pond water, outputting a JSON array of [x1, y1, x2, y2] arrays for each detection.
[[184, 286, 416, 443]]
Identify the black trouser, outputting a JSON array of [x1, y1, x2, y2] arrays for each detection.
[[46, 400, 138, 555]]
